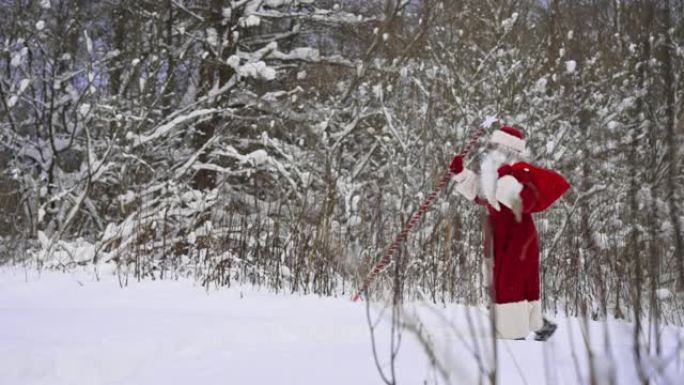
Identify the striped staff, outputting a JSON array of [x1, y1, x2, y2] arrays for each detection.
[[352, 117, 495, 302]]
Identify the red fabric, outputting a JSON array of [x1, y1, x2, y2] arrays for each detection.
[[477, 162, 570, 304]]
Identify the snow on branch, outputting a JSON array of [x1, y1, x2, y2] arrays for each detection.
[[212, 144, 302, 200], [268, 47, 320, 62], [214, 145, 271, 167], [174, 136, 220, 179], [266, 47, 357, 68], [229, 43, 370, 77], [127, 108, 222, 148], [254, 10, 375, 25]]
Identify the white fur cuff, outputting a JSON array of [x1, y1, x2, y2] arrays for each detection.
[[491, 130, 526, 153], [494, 300, 543, 339], [495, 175, 523, 210], [495, 301, 531, 339], [453, 169, 478, 201], [529, 300, 543, 332]]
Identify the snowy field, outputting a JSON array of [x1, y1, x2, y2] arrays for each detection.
[[1, 269, 682, 385]]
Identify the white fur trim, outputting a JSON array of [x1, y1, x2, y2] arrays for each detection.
[[495, 175, 523, 221], [494, 300, 544, 339], [490, 130, 526, 153], [494, 301, 531, 339], [482, 256, 493, 288], [453, 168, 478, 201], [529, 300, 543, 332], [451, 168, 469, 183]]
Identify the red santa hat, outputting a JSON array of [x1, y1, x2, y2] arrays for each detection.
[[490, 126, 526, 154]]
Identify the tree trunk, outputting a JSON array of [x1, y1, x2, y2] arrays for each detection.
[[161, 0, 176, 116], [631, 2, 654, 381], [109, 1, 127, 97], [192, 0, 235, 191], [659, 0, 684, 291]]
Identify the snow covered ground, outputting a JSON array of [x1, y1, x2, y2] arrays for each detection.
[[1, 269, 682, 385]]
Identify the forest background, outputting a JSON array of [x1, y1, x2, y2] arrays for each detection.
[[1, 0, 683, 327]]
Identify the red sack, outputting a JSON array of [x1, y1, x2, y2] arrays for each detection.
[[500, 162, 571, 213]]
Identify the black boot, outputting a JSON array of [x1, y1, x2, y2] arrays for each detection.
[[534, 318, 557, 341]]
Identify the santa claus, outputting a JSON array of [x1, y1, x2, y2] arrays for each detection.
[[450, 126, 570, 340]]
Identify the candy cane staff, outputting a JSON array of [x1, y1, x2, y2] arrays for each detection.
[[450, 126, 570, 341], [352, 116, 496, 302]]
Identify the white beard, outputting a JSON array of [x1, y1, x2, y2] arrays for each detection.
[[480, 149, 517, 210]]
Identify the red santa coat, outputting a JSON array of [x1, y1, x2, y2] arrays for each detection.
[[470, 161, 570, 338]]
